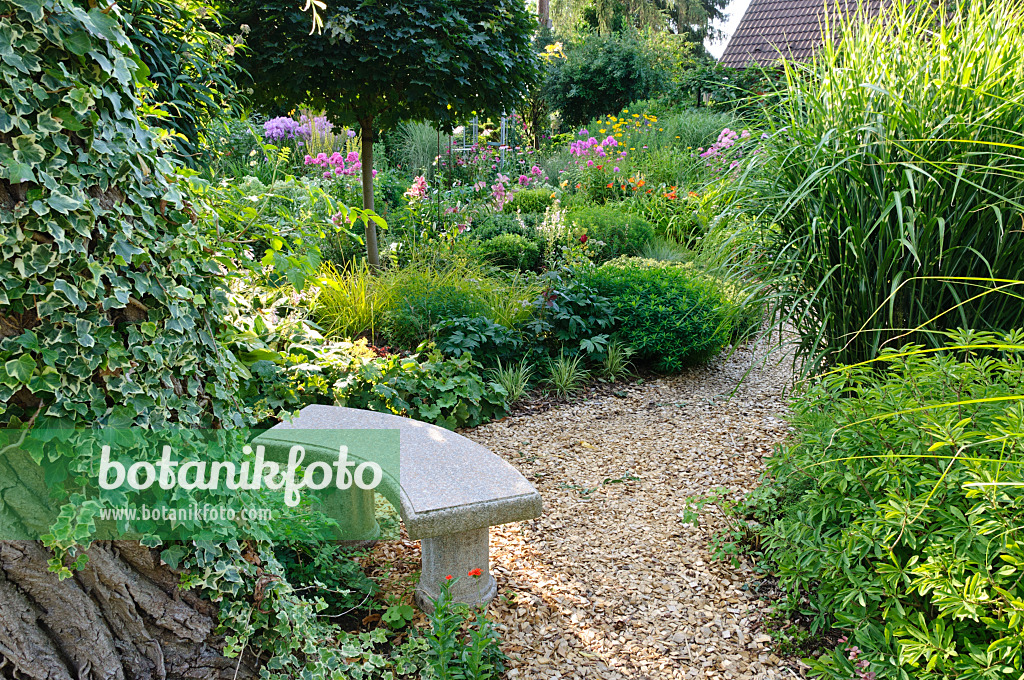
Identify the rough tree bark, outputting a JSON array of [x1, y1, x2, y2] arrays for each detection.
[[0, 541, 255, 680]]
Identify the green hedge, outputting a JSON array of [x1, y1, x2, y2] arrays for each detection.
[[567, 206, 655, 263], [584, 257, 733, 371], [502, 188, 554, 214], [479, 233, 541, 271]]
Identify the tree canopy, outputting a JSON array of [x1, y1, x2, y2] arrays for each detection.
[[228, 0, 539, 130], [226, 0, 539, 265]]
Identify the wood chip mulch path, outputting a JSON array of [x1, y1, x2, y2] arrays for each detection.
[[365, 339, 798, 678], [466, 339, 797, 680]]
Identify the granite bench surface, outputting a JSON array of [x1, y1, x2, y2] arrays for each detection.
[[257, 405, 542, 539]]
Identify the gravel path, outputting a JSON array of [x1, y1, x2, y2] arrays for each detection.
[[465, 340, 796, 680]]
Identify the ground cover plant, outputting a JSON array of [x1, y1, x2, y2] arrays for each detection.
[[743, 329, 1024, 679]]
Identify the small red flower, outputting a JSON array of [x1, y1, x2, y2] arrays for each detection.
[[445, 575, 454, 581], [468, 568, 482, 577], [580, 234, 589, 244]]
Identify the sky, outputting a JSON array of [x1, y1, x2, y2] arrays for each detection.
[[704, 0, 753, 59]]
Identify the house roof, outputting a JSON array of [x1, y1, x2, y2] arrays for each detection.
[[719, 0, 882, 68]]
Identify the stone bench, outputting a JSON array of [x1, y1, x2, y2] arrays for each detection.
[[254, 404, 542, 610]]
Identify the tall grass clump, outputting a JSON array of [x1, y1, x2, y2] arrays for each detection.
[[312, 263, 380, 340], [396, 120, 450, 177], [756, 0, 1024, 371]]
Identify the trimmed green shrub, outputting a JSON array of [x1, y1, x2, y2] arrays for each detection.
[[470, 213, 542, 242], [503, 188, 555, 214], [584, 258, 733, 371], [567, 206, 655, 262], [480, 233, 541, 271], [744, 329, 1024, 680]]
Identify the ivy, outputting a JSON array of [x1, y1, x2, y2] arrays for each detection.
[[0, 0, 246, 429]]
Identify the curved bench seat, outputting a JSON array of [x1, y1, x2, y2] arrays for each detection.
[[255, 405, 542, 610]]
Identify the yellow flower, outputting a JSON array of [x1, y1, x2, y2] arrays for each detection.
[[623, 109, 629, 113], [633, 114, 640, 118], [599, 129, 606, 133]]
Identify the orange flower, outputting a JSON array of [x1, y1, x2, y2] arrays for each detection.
[[628, 177, 635, 183], [468, 568, 482, 577], [606, 182, 613, 188], [620, 185, 627, 190], [646, 189, 652, 194], [637, 179, 646, 187], [575, 183, 582, 189], [688, 191, 698, 198]]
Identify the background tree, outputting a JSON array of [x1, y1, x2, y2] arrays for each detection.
[[226, 0, 539, 267], [551, 0, 726, 41], [542, 32, 668, 127]]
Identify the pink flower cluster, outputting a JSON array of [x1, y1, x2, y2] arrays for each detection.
[[492, 174, 513, 211], [304, 151, 376, 180], [404, 175, 428, 201], [517, 165, 546, 187], [837, 637, 875, 680], [699, 128, 751, 159], [569, 135, 620, 159]]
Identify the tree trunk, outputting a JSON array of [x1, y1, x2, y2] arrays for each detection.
[[0, 541, 255, 680], [359, 118, 380, 268], [538, 0, 550, 28]]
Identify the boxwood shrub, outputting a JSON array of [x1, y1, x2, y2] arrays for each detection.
[[503, 188, 555, 214], [479, 233, 541, 271], [584, 257, 734, 371], [568, 206, 655, 263]]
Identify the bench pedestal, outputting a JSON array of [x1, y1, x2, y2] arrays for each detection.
[[415, 527, 496, 612]]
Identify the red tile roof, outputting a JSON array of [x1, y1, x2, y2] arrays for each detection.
[[719, 0, 882, 67]]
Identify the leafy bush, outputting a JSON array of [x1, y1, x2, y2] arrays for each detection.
[[567, 206, 655, 262], [745, 330, 1024, 680], [584, 258, 734, 371], [126, 0, 240, 161], [503, 188, 555, 214], [276, 543, 377, 620], [432, 316, 524, 368], [480, 233, 541, 271], [527, 271, 615, 357], [544, 33, 668, 127], [754, 0, 1024, 371], [378, 265, 493, 348], [0, 0, 246, 429], [470, 212, 543, 242], [334, 349, 507, 430]]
